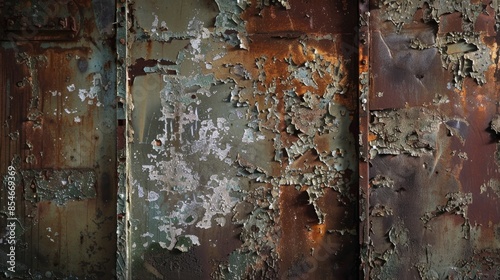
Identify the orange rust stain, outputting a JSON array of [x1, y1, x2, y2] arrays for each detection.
[[306, 223, 327, 243], [211, 37, 355, 113], [457, 87, 467, 111], [359, 52, 369, 72], [368, 133, 377, 142], [281, 132, 300, 149], [289, 149, 325, 173]]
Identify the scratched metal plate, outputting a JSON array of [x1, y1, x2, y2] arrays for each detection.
[[0, 0, 117, 278], [363, 0, 500, 278], [124, 0, 359, 279]]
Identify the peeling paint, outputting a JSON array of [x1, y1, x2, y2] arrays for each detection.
[[126, 0, 359, 278], [370, 108, 441, 157], [366, 0, 500, 278], [411, 31, 492, 88], [3, 0, 494, 278], [0, 0, 118, 277], [21, 170, 97, 205]]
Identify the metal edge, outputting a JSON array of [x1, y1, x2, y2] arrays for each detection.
[[358, 0, 371, 279], [116, 0, 129, 278]]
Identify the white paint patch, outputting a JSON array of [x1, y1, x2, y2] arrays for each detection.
[[186, 235, 200, 246], [77, 73, 105, 106], [158, 221, 182, 250], [196, 176, 240, 229], [151, 13, 159, 34], [191, 38, 201, 53], [138, 185, 144, 198], [191, 118, 231, 161], [242, 128, 255, 143], [141, 232, 154, 238], [146, 152, 200, 193], [215, 217, 226, 227], [146, 191, 159, 202]]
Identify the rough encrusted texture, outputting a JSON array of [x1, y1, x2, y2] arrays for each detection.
[[491, 114, 500, 134], [382, 0, 492, 89], [367, 1, 500, 279], [21, 169, 97, 205], [369, 108, 443, 157], [380, 0, 484, 31], [370, 174, 395, 188], [410, 31, 492, 89], [127, 0, 358, 277]]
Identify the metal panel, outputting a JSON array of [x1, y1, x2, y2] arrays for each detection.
[[124, 0, 359, 278], [1, 0, 499, 279], [364, 0, 500, 278], [0, 0, 117, 278]]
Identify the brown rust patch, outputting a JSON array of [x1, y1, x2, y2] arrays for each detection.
[[128, 58, 176, 85], [279, 186, 357, 279], [242, 0, 357, 35]]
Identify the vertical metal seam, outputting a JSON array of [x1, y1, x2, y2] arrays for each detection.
[[358, 0, 370, 279], [116, 0, 129, 278]]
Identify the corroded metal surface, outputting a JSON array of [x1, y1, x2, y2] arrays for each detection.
[[365, 0, 500, 278], [0, 0, 117, 278], [124, 0, 359, 279], [1, 0, 499, 279]]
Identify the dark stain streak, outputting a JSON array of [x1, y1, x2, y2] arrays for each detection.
[[128, 58, 177, 85]]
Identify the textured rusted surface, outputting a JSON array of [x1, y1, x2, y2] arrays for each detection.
[[124, 0, 359, 279], [0, 0, 117, 278], [364, 0, 500, 278], [2, 0, 499, 279], [358, 0, 371, 278]]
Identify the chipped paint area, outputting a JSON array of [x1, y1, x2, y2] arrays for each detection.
[[0, 0, 118, 278], [196, 175, 241, 229], [76, 73, 108, 106], [369, 107, 467, 158], [127, 0, 359, 278], [1, 0, 498, 278], [20, 169, 97, 205], [411, 31, 492, 88], [380, 0, 495, 88], [366, 0, 500, 279]]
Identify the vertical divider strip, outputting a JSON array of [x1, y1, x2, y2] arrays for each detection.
[[358, 0, 371, 279], [116, 0, 129, 278]]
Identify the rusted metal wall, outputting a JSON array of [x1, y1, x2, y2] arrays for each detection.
[[1, 0, 500, 279], [123, 0, 359, 279], [0, 0, 117, 278], [362, 0, 500, 279]]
